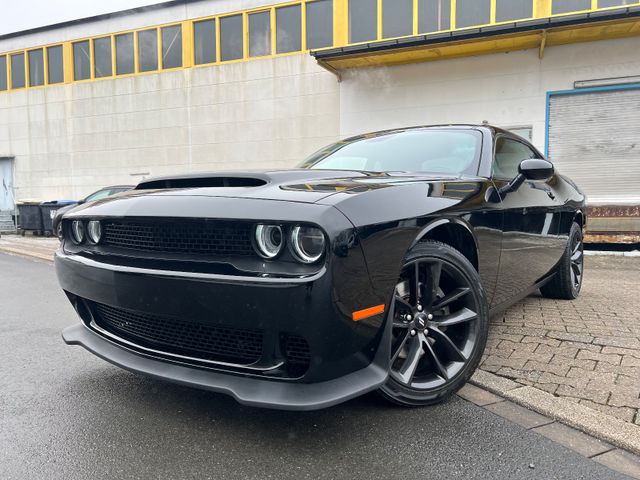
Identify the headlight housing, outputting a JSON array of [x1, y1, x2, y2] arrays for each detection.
[[71, 220, 85, 244], [87, 220, 102, 244], [254, 224, 284, 259], [290, 226, 326, 264]]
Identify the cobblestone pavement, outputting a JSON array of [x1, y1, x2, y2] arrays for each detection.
[[481, 255, 640, 425]]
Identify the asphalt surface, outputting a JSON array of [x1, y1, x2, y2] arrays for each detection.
[[0, 252, 630, 480]]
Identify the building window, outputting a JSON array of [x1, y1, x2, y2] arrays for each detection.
[[73, 41, 91, 80], [162, 25, 182, 69], [496, 0, 533, 22], [552, 0, 592, 14], [382, 0, 413, 39], [456, 0, 490, 27], [138, 29, 158, 72], [10, 53, 26, 88], [349, 0, 378, 43], [93, 37, 112, 78], [115, 33, 134, 75], [220, 15, 244, 61], [28, 49, 44, 87], [277, 5, 302, 53], [419, 0, 451, 33], [194, 19, 216, 65], [0, 55, 7, 91], [598, 0, 635, 7], [306, 0, 333, 49], [249, 11, 271, 57], [47, 45, 64, 84]]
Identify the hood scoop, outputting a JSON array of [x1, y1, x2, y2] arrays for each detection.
[[136, 175, 268, 190]]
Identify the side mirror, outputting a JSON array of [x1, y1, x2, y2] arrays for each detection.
[[519, 158, 554, 181], [77, 199, 85, 205], [498, 159, 554, 197]]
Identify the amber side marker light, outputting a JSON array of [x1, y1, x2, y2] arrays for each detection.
[[352, 304, 386, 322]]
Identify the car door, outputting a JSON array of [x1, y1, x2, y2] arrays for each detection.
[[491, 135, 566, 307]]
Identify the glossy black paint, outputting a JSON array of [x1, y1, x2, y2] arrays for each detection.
[[55, 125, 586, 410]]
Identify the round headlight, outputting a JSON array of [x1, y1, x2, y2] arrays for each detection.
[[290, 226, 326, 264], [71, 220, 85, 244], [87, 220, 102, 244], [254, 224, 284, 259]]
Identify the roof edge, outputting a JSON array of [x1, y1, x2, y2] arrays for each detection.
[[0, 0, 207, 41]]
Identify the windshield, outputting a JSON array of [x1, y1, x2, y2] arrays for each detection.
[[299, 129, 482, 175]]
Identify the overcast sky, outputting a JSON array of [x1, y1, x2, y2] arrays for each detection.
[[1, 0, 163, 35]]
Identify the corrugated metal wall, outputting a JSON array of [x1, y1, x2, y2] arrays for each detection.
[[548, 87, 640, 205]]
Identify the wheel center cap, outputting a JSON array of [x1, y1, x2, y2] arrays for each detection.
[[414, 314, 428, 330]]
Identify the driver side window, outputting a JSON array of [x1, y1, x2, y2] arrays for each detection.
[[493, 137, 537, 180]]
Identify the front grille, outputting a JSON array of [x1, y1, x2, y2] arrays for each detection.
[[101, 219, 254, 256], [91, 302, 264, 365]]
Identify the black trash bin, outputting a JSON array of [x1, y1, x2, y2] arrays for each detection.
[[17, 202, 44, 235], [40, 200, 77, 235]]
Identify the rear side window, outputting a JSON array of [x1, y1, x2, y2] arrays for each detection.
[[493, 137, 538, 179]]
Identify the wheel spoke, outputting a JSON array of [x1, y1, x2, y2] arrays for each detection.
[[429, 327, 467, 362], [422, 261, 442, 308], [390, 329, 411, 363], [393, 318, 411, 328], [435, 307, 477, 328], [572, 240, 581, 254], [393, 335, 424, 384], [432, 287, 471, 311], [422, 337, 448, 380], [571, 249, 583, 262]]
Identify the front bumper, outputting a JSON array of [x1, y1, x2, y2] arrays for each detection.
[[62, 323, 388, 410], [56, 250, 391, 410]]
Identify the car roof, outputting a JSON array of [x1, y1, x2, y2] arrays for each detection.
[[339, 124, 511, 143]]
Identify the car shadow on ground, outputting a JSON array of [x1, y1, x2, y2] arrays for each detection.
[[63, 365, 457, 447]]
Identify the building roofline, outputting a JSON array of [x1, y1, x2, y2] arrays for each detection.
[[0, 0, 207, 41], [312, 5, 640, 61]]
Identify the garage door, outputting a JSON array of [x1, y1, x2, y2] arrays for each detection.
[[547, 87, 640, 204]]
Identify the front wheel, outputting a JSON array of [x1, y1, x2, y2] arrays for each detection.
[[378, 241, 489, 407]]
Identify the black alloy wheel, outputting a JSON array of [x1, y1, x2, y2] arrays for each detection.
[[540, 222, 584, 300], [569, 230, 584, 290], [379, 241, 489, 406]]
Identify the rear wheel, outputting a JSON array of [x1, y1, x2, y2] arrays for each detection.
[[378, 241, 489, 406], [540, 222, 584, 300]]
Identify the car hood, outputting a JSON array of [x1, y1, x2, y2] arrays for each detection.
[[107, 169, 470, 204], [63, 170, 487, 224]]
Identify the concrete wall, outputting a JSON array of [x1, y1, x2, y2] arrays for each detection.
[[339, 36, 640, 155], [0, 54, 339, 200]]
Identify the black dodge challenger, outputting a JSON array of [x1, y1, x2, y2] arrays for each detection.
[[56, 125, 586, 410]]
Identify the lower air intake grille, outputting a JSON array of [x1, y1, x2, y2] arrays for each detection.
[[91, 302, 263, 365], [284, 335, 311, 374], [102, 219, 254, 256]]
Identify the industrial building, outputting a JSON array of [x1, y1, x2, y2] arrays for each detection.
[[1, 0, 639, 239]]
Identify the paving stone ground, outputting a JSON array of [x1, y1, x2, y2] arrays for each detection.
[[481, 255, 640, 425]]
